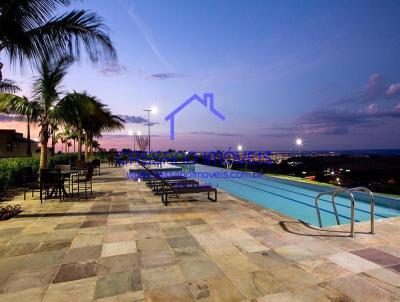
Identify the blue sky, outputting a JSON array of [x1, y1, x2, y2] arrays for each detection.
[[2, 0, 400, 151]]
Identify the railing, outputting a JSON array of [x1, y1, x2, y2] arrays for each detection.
[[315, 187, 375, 238]]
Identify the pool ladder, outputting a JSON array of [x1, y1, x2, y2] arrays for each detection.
[[315, 187, 375, 238]]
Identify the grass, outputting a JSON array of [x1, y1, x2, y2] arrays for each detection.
[[263, 173, 335, 187], [264, 173, 400, 199]]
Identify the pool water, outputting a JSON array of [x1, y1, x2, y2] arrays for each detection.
[[181, 164, 400, 227]]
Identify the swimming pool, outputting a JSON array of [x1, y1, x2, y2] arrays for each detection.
[[181, 164, 400, 227]]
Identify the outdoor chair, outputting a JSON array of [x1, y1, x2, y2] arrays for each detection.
[[55, 164, 71, 193], [71, 165, 94, 199], [92, 159, 101, 175], [107, 155, 115, 167], [143, 167, 217, 206], [159, 180, 217, 206], [20, 167, 40, 200], [40, 168, 63, 203], [73, 159, 86, 172]]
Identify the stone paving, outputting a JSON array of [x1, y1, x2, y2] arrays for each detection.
[[1, 166, 400, 301]]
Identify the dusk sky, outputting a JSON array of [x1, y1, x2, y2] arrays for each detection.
[[1, 0, 400, 151]]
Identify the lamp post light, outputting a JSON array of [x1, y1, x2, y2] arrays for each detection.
[[295, 138, 303, 154], [129, 130, 142, 152], [143, 107, 158, 154]]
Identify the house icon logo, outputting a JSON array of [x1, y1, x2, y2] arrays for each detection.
[[165, 93, 225, 140]]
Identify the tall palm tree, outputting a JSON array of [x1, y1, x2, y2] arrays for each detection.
[[17, 57, 71, 168], [0, 94, 41, 156], [56, 131, 67, 152], [0, 0, 116, 80], [57, 92, 124, 160]]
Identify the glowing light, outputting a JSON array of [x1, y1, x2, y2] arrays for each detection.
[[151, 106, 158, 114], [237, 145, 243, 151], [137, 130, 141, 136], [295, 138, 303, 146], [128, 130, 134, 136]]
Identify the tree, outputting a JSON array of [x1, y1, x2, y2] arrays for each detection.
[[0, 0, 116, 79], [57, 92, 124, 160], [0, 94, 41, 156], [0, 79, 21, 93]]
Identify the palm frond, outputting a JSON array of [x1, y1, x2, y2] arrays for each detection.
[[1, 7, 116, 67], [0, 79, 21, 93], [32, 57, 71, 109], [0, 93, 42, 121]]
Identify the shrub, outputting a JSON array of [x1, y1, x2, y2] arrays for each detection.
[[0, 153, 78, 195], [0, 204, 22, 220]]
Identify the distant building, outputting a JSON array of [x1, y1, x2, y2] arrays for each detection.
[[0, 129, 38, 158]]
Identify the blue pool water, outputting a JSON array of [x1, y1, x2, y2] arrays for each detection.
[[181, 164, 400, 227]]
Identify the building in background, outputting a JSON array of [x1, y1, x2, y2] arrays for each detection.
[[0, 129, 38, 158]]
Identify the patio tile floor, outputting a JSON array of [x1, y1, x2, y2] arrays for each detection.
[[1, 165, 400, 301]]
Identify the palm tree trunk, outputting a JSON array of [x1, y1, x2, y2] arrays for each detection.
[[51, 129, 56, 156], [89, 138, 93, 159], [74, 139, 76, 153], [84, 133, 89, 161], [39, 126, 49, 169], [78, 132, 82, 160], [26, 115, 32, 157]]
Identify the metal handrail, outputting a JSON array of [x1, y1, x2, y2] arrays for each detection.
[[315, 186, 375, 238], [315, 188, 356, 237], [349, 187, 375, 235]]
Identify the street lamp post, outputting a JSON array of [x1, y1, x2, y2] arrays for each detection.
[[144, 109, 151, 153], [295, 138, 303, 154], [143, 107, 158, 154], [129, 130, 142, 152]]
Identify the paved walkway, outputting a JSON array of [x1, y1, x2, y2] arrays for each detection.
[[1, 166, 400, 301]]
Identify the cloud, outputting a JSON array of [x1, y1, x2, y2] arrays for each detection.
[[0, 114, 25, 122], [365, 103, 379, 114], [334, 73, 400, 105], [297, 107, 400, 135], [145, 122, 159, 126], [386, 83, 400, 98], [189, 131, 240, 137], [364, 73, 385, 97], [98, 61, 128, 76], [118, 115, 147, 124], [395, 104, 400, 112], [146, 73, 183, 80]]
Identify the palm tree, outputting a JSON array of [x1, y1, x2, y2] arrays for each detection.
[[32, 57, 72, 167], [0, 94, 41, 156], [0, 79, 21, 93], [0, 0, 116, 80], [57, 92, 124, 160], [69, 129, 79, 153], [50, 123, 58, 156]]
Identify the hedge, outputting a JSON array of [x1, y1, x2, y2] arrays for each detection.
[[0, 153, 78, 195]]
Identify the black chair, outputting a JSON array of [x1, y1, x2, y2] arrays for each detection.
[[40, 169, 62, 203], [71, 165, 94, 199], [20, 167, 40, 200], [92, 159, 101, 175], [73, 159, 86, 172]]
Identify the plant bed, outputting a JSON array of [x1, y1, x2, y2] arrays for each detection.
[[0, 204, 23, 221]]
